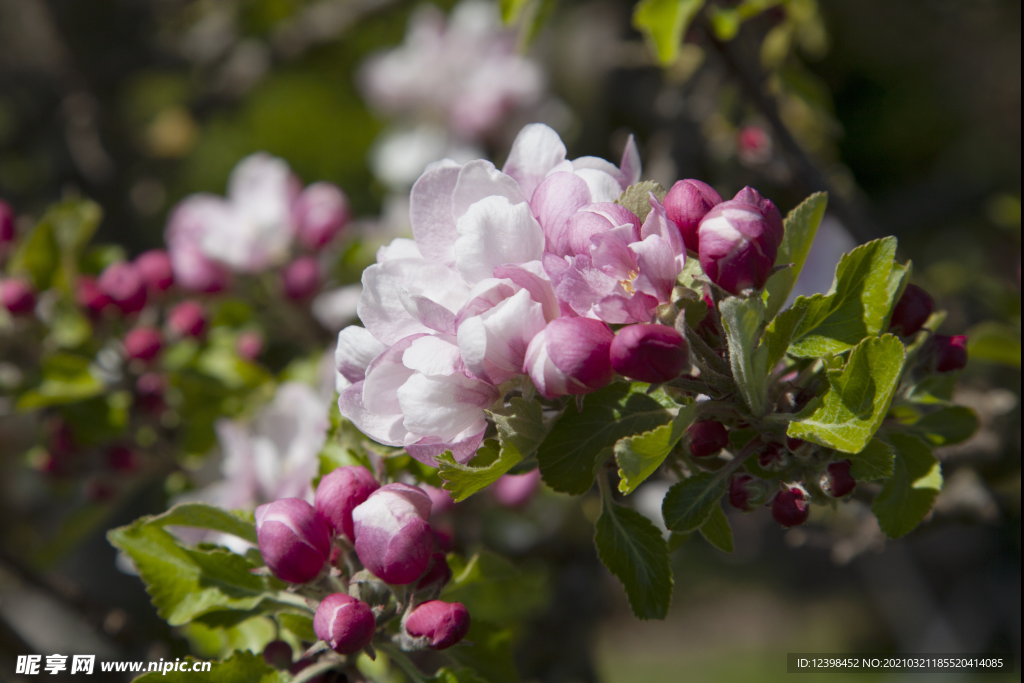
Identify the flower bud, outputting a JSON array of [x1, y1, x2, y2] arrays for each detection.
[[135, 372, 166, 413], [0, 200, 14, 246], [822, 460, 856, 498], [663, 179, 723, 252], [76, 276, 111, 317], [124, 327, 162, 361], [352, 483, 433, 585], [108, 445, 137, 471], [757, 442, 787, 471], [416, 551, 453, 591], [135, 250, 174, 293], [236, 330, 264, 361], [262, 640, 293, 669], [98, 261, 147, 315], [281, 256, 320, 300], [167, 300, 207, 338], [422, 484, 455, 516], [293, 182, 350, 250], [926, 334, 968, 373], [732, 186, 784, 246], [523, 317, 614, 399], [771, 485, 809, 527], [314, 466, 380, 541], [1, 278, 36, 315], [729, 473, 770, 511], [405, 600, 470, 650], [492, 469, 542, 508], [889, 284, 933, 337], [610, 323, 689, 384], [698, 200, 778, 294], [786, 437, 805, 452], [313, 593, 376, 655], [687, 420, 729, 458], [255, 498, 331, 583]]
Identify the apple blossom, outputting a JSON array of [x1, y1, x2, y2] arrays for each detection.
[[167, 300, 206, 338], [492, 469, 542, 508], [255, 498, 331, 583], [0, 200, 13, 246], [352, 483, 434, 584], [524, 317, 614, 399], [1, 278, 35, 315], [822, 460, 856, 498], [314, 466, 380, 541], [135, 249, 174, 293], [124, 327, 162, 361], [926, 334, 968, 372], [405, 600, 470, 650], [771, 485, 810, 527], [687, 421, 729, 458], [76, 276, 110, 317], [281, 256, 320, 300], [99, 261, 147, 314], [663, 179, 722, 252], [729, 473, 769, 511], [293, 182, 350, 250], [697, 199, 779, 294], [889, 283, 933, 337], [313, 593, 376, 655], [610, 323, 689, 383]]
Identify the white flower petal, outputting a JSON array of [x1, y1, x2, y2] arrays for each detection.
[[454, 196, 544, 284]]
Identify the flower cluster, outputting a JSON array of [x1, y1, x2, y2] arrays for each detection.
[[255, 466, 469, 657]]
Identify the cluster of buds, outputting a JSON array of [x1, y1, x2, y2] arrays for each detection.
[[255, 466, 470, 663]]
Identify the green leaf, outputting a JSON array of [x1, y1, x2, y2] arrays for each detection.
[[445, 621, 519, 683], [49, 299, 91, 348], [145, 502, 258, 545], [719, 296, 769, 416], [872, 433, 943, 539], [698, 504, 734, 553], [788, 335, 906, 453], [763, 304, 804, 372], [634, 0, 705, 65], [428, 668, 489, 683], [966, 321, 1021, 367], [442, 551, 548, 624], [615, 401, 699, 494], [594, 486, 673, 619], [130, 651, 284, 683], [615, 181, 668, 222], [439, 397, 547, 501], [764, 192, 828, 319], [276, 613, 316, 643], [786, 237, 902, 358], [662, 472, 727, 532], [17, 353, 104, 410], [537, 383, 677, 495], [847, 438, 895, 481], [911, 406, 979, 446], [107, 521, 282, 626], [8, 216, 59, 290]]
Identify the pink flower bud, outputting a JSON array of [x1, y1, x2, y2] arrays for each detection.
[[281, 256, 320, 300], [889, 284, 933, 337], [663, 179, 723, 252], [124, 327, 162, 361], [422, 484, 456, 516], [313, 593, 376, 654], [262, 640, 293, 669], [771, 485, 809, 527], [492, 469, 542, 508], [167, 300, 207, 338], [76, 276, 111, 317], [927, 334, 968, 373], [236, 330, 264, 360], [405, 600, 470, 650], [698, 200, 778, 294], [135, 372, 166, 413], [108, 445, 137, 471], [687, 420, 729, 458], [416, 551, 453, 591], [255, 498, 331, 583], [610, 323, 689, 384], [822, 460, 856, 498], [293, 182, 350, 250], [0, 200, 14, 246], [732, 186, 784, 246], [98, 262, 147, 314], [737, 127, 772, 165], [134, 250, 174, 293], [352, 483, 433, 585], [314, 466, 380, 541], [523, 317, 614, 399], [729, 473, 769, 511], [1, 278, 36, 315]]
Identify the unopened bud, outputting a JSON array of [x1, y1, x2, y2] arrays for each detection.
[[492, 469, 542, 508], [422, 484, 456, 516], [416, 552, 452, 592], [757, 442, 787, 471], [135, 250, 174, 293], [729, 473, 769, 511], [351, 483, 433, 585], [889, 284, 933, 337], [76, 276, 111, 317], [255, 498, 331, 583], [0, 200, 14, 246], [926, 334, 968, 373], [167, 300, 207, 338], [698, 200, 779, 294], [610, 323, 689, 384], [663, 179, 723, 252], [1, 278, 36, 315], [98, 262, 147, 315], [236, 330, 264, 360], [822, 460, 856, 498], [135, 372, 166, 413], [771, 485, 810, 527], [313, 593, 376, 654], [108, 445, 137, 471], [262, 640, 293, 669], [687, 420, 729, 458], [731, 186, 784, 246], [293, 182, 350, 250], [124, 327, 162, 361], [314, 466, 380, 541], [405, 600, 470, 650], [524, 317, 614, 399], [281, 256, 320, 300]]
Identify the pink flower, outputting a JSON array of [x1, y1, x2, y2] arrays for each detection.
[[663, 179, 722, 252], [610, 323, 689, 383], [134, 250, 174, 293], [255, 498, 331, 583], [698, 199, 779, 294], [167, 300, 207, 338], [352, 483, 434, 584], [314, 466, 380, 541], [292, 182, 350, 250], [1, 278, 35, 316], [98, 262, 147, 314], [124, 327, 162, 361], [523, 317, 614, 399]]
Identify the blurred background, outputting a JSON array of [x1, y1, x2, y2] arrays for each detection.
[[0, 0, 1019, 681]]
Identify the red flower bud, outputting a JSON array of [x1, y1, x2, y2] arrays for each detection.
[[352, 483, 433, 585], [927, 334, 968, 373], [98, 262, 147, 314], [314, 466, 380, 541], [491, 469, 542, 508], [281, 256, 320, 300], [255, 498, 331, 583], [687, 420, 729, 458], [416, 551, 453, 591], [523, 317, 614, 399], [293, 182, 350, 250], [663, 179, 723, 252], [262, 640, 293, 669], [313, 593, 376, 655], [889, 284, 933, 337], [1, 278, 36, 315], [405, 600, 470, 650], [124, 327, 163, 361], [108, 445, 137, 471], [135, 372, 166, 413], [610, 323, 689, 384], [134, 250, 174, 293], [757, 442, 786, 470], [0, 200, 14, 246], [729, 473, 769, 511], [786, 437, 805, 452], [236, 330, 264, 360], [167, 300, 207, 338], [76, 276, 111, 317], [771, 485, 810, 527], [822, 460, 856, 498], [698, 200, 779, 294]]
